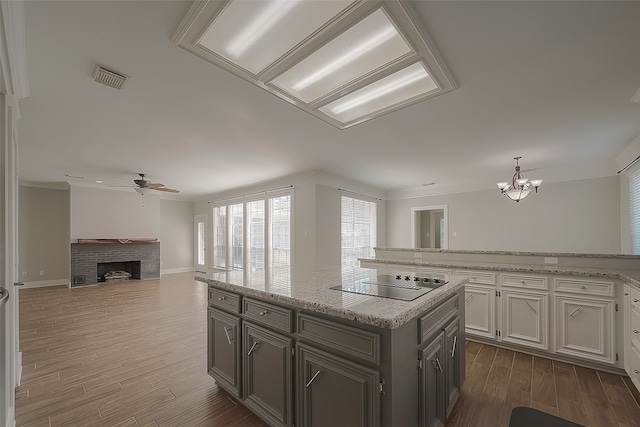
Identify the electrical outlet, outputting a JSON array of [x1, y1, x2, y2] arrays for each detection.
[[453, 231, 457, 237], [414, 252, 422, 258], [22, 271, 27, 277], [40, 270, 45, 275], [544, 257, 558, 265]]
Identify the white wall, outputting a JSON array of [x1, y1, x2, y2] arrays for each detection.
[[70, 186, 161, 241], [18, 186, 70, 283], [160, 199, 194, 272], [386, 176, 621, 253]]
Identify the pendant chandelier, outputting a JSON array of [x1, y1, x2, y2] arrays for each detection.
[[496, 157, 542, 202]]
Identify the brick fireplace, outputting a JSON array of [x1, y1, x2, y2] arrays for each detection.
[[70, 241, 160, 287]]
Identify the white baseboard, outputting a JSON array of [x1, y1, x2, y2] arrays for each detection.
[[4, 406, 15, 427], [160, 267, 195, 275], [22, 279, 69, 288]]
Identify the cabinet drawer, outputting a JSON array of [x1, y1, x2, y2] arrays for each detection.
[[243, 298, 293, 333], [209, 287, 241, 313], [454, 270, 496, 285], [629, 346, 640, 385], [297, 313, 380, 364], [554, 278, 614, 297], [418, 294, 458, 344], [501, 274, 548, 290]]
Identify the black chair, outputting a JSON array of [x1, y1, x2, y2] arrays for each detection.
[[509, 407, 585, 427]]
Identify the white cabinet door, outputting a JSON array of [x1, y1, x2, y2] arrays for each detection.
[[555, 295, 614, 364], [501, 290, 548, 351], [464, 285, 495, 340]]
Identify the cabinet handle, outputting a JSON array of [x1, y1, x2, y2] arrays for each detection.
[[635, 299, 640, 303], [580, 285, 586, 290], [306, 370, 321, 387], [634, 330, 639, 334], [521, 281, 526, 285], [465, 295, 473, 303], [217, 296, 225, 301], [259, 310, 268, 316], [451, 335, 457, 358], [433, 358, 443, 373], [472, 277, 477, 281], [568, 306, 582, 318], [635, 370, 640, 375], [524, 300, 538, 315], [247, 341, 259, 356], [223, 327, 232, 345], [624, 293, 629, 296]]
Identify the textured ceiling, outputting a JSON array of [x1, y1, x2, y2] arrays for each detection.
[[18, 1, 640, 200]]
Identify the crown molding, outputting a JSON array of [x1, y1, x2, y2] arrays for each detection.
[[615, 133, 640, 173], [0, 0, 29, 98]]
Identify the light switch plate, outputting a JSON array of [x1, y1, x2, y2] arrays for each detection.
[[544, 257, 558, 265]]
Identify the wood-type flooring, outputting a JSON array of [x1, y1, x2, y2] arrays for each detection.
[[15, 272, 640, 426]]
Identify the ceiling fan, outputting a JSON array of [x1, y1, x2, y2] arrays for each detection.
[[132, 173, 179, 194]]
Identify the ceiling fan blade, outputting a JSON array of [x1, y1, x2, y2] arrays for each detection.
[[146, 182, 166, 188], [153, 187, 180, 193]]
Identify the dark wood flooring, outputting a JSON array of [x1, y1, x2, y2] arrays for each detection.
[[14, 273, 640, 426]]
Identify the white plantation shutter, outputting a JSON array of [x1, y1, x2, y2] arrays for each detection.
[[631, 167, 640, 254], [341, 195, 377, 267]]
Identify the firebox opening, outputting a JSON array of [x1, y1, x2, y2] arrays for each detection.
[[97, 261, 141, 283]]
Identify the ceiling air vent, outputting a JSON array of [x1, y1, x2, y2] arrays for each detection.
[[90, 63, 130, 90]]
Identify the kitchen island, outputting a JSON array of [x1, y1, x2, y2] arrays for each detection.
[[195, 264, 467, 427]]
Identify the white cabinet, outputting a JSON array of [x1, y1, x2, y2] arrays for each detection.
[[501, 289, 549, 351], [464, 285, 495, 339], [554, 277, 615, 365], [555, 295, 613, 364]]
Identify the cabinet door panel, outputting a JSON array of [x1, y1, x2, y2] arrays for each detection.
[[419, 332, 446, 427], [297, 343, 380, 427], [207, 308, 241, 397], [556, 295, 613, 364], [501, 290, 548, 350], [444, 318, 461, 414], [464, 285, 495, 339], [243, 322, 293, 427]]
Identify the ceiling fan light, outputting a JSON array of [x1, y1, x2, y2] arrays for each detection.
[[496, 182, 509, 190], [530, 179, 543, 187], [498, 157, 541, 202], [135, 187, 149, 195], [516, 178, 529, 186]]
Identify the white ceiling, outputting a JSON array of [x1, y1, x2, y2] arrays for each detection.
[[18, 1, 640, 201]]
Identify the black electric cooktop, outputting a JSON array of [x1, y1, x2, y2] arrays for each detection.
[[331, 274, 449, 301]]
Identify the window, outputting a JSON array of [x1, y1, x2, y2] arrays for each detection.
[[213, 206, 227, 268], [631, 166, 640, 254], [341, 194, 377, 267], [212, 191, 292, 270]]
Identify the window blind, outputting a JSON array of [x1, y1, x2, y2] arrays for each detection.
[[631, 166, 640, 254], [341, 195, 377, 267]]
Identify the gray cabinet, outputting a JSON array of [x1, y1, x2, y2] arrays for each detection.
[[419, 316, 461, 427], [207, 308, 241, 397], [243, 322, 293, 427], [296, 343, 380, 427], [419, 334, 445, 427]]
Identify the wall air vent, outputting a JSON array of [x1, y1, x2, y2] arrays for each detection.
[[90, 63, 130, 90]]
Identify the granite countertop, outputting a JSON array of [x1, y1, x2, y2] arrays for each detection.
[[195, 264, 467, 330], [374, 247, 640, 260], [360, 258, 640, 289]]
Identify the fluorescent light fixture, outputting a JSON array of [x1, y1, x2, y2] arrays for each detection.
[[291, 25, 397, 91], [174, 0, 457, 128], [226, 0, 300, 58], [331, 66, 428, 114]]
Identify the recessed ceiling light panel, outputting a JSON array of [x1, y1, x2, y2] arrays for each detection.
[[319, 62, 438, 124], [197, 0, 356, 75], [270, 8, 412, 103], [172, 0, 457, 129]]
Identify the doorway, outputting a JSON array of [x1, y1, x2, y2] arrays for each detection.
[[411, 205, 448, 249]]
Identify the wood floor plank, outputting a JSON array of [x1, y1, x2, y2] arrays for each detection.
[[531, 356, 558, 410]]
